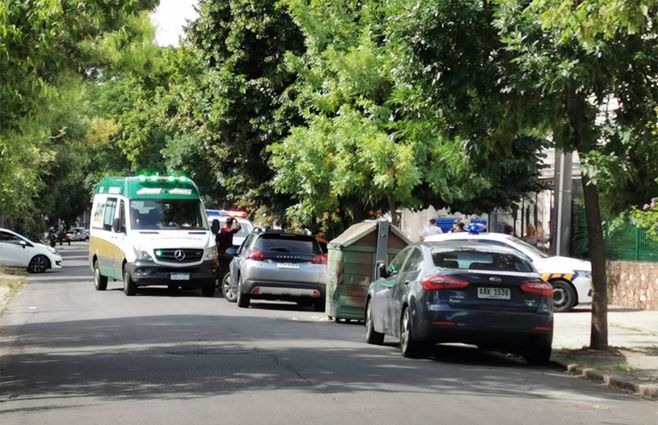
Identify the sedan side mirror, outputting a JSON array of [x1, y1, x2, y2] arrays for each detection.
[[378, 263, 389, 278], [19, 240, 27, 249]]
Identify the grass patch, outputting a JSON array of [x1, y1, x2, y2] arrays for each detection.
[[0, 273, 27, 315], [612, 363, 634, 373]]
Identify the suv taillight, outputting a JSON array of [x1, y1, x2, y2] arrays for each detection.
[[312, 254, 327, 264], [520, 280, 553, 297], [247, 250, 265, 261], [420, 275, 469, 290]]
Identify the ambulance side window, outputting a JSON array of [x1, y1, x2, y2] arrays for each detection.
[[92, 200, 106, 230], [103, 198, 117, 231]]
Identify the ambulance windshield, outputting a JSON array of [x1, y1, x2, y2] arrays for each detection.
[[130, 199, 208, 230]]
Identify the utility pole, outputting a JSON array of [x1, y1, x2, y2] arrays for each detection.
[[552, 149, 573, 256]]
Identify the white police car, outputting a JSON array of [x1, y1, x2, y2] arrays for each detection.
[[206, 209, 253, 248], [426, 230, 592, 312]]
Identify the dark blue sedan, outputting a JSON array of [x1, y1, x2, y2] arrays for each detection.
[[365, 241, 553, 364]]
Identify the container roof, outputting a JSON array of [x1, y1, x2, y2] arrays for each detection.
[[328, 220, 411, 249]]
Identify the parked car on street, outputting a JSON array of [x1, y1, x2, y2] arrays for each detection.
[[425, 232, 592, 312], [206, 209, 253, 249], [66, 227, 89, 241], [226, 230, 327, 310], [365, 241, 553, 364], [0, 228, 63, 273]]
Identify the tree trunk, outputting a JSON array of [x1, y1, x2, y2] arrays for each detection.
[[580, 171, 609, 349], [387, 195, 399, 226], [566, 83, 608, 349]]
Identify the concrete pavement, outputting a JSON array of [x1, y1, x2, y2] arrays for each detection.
[[2, 243, 657, 401], [553, 306, 658, 400]]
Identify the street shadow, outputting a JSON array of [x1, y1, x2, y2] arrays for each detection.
[[0, 313, 635, 408]]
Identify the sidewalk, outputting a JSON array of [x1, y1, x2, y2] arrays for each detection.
[[552, 306, 658, 400]]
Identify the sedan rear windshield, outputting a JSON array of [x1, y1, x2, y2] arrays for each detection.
[[432, 249, 534, 272], [254, 235, 321, 254]]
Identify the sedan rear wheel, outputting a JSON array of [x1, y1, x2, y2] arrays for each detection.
[[400, 307, 424, 358], [365, 301, 384, 345], [524, 339, 552, 365], [28, 255, 49, 273]]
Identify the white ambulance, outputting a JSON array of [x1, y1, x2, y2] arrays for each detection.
[[89, 175, 218, 296]]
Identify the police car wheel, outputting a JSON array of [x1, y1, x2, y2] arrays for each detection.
[[552, 279, 576, 312]]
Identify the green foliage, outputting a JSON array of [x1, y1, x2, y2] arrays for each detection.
[[168, 0, 305, 211], [632, 195, 658, 240], [0, 0, 157, 232], [496, 0, 658, 215]]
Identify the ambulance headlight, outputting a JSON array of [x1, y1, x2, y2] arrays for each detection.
[[204, 245, 218, 261], [134, 246, 154, 262]]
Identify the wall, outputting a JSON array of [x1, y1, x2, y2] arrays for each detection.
[[607, 261, 658, 310]]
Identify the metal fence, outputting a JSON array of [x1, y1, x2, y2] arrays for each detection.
[[605, 222, 658, 262]]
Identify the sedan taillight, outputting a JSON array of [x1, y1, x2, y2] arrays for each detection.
[[420, 275, 470, 290], [247, 250, 266, 261], [520, 281, 553, 297]]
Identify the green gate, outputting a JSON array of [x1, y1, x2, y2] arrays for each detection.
[[605, 222, 658, 262]]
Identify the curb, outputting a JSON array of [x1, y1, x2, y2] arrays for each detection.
[[558, 361, 658, 400]]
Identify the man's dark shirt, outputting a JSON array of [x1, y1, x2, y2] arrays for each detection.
[[216, 226, 239, 254]]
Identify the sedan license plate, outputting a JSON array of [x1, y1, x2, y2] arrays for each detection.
[[171, 273, 190, 281], [276, 263, 299, 270], [477, 287, 510, 300]]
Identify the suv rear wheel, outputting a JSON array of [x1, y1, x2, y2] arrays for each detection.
[[237, 275, 250, 308]]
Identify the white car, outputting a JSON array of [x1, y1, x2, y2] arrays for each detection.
[[425, 232, 592, 312], [0, 228, 63, 273], [67, 227, 89, 241], [206, 210, 253, 248]]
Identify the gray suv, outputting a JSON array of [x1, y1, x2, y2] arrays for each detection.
[[227, 230, 327, 310]]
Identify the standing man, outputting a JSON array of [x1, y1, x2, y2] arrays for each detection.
[[420, 218, 443, 241], [216, 217, 242, 282]]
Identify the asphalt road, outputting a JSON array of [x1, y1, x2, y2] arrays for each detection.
[[1, 243, 656, 425]]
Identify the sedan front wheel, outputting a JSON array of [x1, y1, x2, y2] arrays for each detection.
[[365, 301, 384, 345], [28, 255, 49, 273]]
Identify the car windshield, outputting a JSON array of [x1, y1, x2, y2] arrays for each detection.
[[432, 248, 534, 272], [130, 199, 207, 230], [504, 236, 550, 259], [255, 234, 321, 254]]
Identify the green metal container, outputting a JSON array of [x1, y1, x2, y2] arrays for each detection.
[[326, 219, 411, 322]]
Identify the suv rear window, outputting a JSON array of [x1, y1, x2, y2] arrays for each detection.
[[254, 234, 321, 254], [432, 249, 533, 272]]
